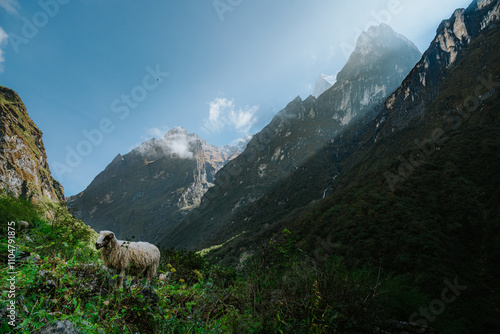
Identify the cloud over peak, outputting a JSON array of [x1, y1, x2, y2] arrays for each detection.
[[203, 98, 258, 135], [133, 127, 195, 160]]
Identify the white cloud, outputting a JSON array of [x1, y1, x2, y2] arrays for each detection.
[[132, 126, 194, 160], [0, 0, 19, 15], [203, 98, 258, 135], [164, 132, 194, 160], [0, 27, 8, 72]]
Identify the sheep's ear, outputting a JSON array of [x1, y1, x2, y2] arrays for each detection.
[[110, 232, 115, 239]]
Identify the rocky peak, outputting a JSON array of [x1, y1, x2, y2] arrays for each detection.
[[431, 0, 499, 67], [376, 0, 500, 138], [337, 23, 421, 82], [312, 73, 337, 98], [434, 9, 470, 66], [165, 126, 188, 137], [355, 23, 419, 57], [0, 86, 64, 202], [68, 128, 243, 243], [161, 26, 423, 250]]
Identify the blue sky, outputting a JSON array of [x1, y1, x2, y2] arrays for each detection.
[[0, 0, 472, 196]]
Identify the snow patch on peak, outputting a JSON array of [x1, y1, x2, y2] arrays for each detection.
[[312, 72, 338, 97], [321, 73, 337, 85]]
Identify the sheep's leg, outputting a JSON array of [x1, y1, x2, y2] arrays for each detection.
[[117, 269, 125, 290], [113, 269, 119, 291], [135, 268, 148, 287], [142, 266, 152, 287]]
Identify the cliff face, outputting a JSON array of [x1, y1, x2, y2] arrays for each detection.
[[374, 0, 500, 140], [161, 24, 422, 250], [0, 86, 64, 202], [186, 0, 500, 278], [67, 127, 242, 243]]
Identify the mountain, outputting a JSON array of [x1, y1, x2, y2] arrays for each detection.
[[161, 23, 422, 250], [67, 127, 243, 243], [180, 0, 500, 331], [312, 73, 337, 98], [0, 86, 64, 202], [374, 2, 499, 140], [230, 0, 500, 254], [195, 0, 500, 261]]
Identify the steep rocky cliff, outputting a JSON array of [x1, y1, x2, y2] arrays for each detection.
[[162, 24, 422, 249], [0, 86, 64, 202], [158, 2, 499, 330], [67, 127, 242, 243], [374, 0, 500, 140]]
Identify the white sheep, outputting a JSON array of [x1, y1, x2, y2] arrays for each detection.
[[95, 230, 160, 290]]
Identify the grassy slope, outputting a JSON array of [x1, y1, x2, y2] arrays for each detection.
[[1, 194, 444, 333]]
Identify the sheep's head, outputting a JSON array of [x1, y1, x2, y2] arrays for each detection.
[[96, 231, 115, 250]]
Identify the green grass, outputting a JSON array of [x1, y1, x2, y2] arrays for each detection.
[[0, 194, 435, 333]]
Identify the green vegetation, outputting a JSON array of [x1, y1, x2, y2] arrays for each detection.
[[1, 194, 435, 333]]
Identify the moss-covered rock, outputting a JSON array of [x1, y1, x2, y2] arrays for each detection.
[[0, 86, 64, 202]]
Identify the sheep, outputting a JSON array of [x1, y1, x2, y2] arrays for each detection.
[[95, 230, 160, 290]]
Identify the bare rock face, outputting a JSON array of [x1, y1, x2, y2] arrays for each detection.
[[67, 127, 244, 243], [0, 86, 64, 202], [161, 24, 422, 250], [162, 1, 500, 252], [375, 0, 500, 139]]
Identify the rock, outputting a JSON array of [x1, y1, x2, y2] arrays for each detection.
[[38, 270, 49, 278], [31, 253, 41, 263], [34, 320, 80, 334], [0, 86, 65, 202]]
